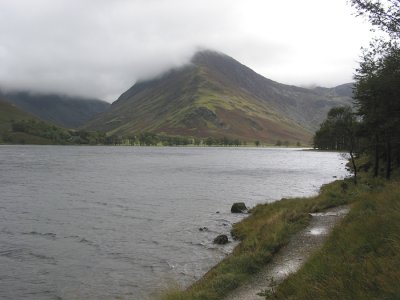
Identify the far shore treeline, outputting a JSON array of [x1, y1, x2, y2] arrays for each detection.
[[2, 118, 299, 147], [2, 118, 266, 146]]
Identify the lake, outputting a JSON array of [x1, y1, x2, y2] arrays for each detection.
[[0, 146, 348, 299]]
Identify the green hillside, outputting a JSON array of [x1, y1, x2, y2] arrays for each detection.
[[0, 99, 54, 144], [0, 99, 105, 145], [2, 91, 110, 128], [85, 50, 352, 144]]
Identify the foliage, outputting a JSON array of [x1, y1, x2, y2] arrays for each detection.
[[349, 0, 400, 39], [315, 1, 400, 179], [4, 119, 106, 145], [275, 140, 290, 147], [0, 111, 247, 147], [354, 43, 400, 179], [313, 106, 358, 151], [313, 106, 360, 182], [102, 133, 244, 146]]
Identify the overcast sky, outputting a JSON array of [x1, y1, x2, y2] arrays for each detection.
[[0, 0, 373, 102]]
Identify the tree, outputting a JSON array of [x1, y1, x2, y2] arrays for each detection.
[[349, 0, 400, 39], [354, 45, 400, 178], [349, 0, 400, 179], [314, 106, 360, 183]]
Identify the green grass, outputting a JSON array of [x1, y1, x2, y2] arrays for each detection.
[[156, 178, 365, 300], [269, 178, 400, 299]]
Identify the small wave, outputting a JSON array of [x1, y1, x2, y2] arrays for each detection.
[[1, 228, 14, 235], [0, 249, 23, 258], [63, 235, 99, 249], [22, 231, 57, 240], [0, 248, 56, 264], [189, 241, 206, 247], [215, 218, 232, 224], [64, 235, 79, 239], [79, 238, 94, 245], [28, 252, 57, 264]]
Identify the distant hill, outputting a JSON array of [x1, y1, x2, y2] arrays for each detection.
[[85, 50, 352, 144], [0, 97, 37, 131], [0, 97, 107, 145], [2, 91, 110, 128], [312, 83, 354, 98], [0, 98, 56, 144]]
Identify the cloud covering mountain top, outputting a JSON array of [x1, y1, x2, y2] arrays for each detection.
[[0, 0, 372, 101]]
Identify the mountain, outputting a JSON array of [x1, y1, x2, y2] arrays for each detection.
[[0, 97, 37, 132], [85, 50, 353, 144], [0, 96, 108, 145], [2, 91, 110, 128], [312, 83, 354, 98], [0, 97, 55, 144]]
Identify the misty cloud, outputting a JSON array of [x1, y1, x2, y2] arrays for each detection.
[[0, 0, 372, 102]]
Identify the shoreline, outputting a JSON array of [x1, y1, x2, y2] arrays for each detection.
[[224, 205, 350, 300], [157, 177, 356, 300]]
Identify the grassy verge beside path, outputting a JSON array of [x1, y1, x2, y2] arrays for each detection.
[[158, 178, 369, 300], [267, 179, 400, 299]]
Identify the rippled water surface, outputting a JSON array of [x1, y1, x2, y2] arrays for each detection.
[[0, 146, 348, 299]]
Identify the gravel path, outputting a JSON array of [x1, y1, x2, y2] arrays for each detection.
[[224, 206, 350, 300]]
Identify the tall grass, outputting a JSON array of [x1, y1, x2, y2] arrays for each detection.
[[270, 180, 400, 299], [157, 178, 363, 300]]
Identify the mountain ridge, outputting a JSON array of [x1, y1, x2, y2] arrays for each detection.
[[85, 50, 352, 144], [1, 90, 110, 129]]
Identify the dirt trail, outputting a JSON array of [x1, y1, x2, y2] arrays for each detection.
[[225, 206, 350, 300]]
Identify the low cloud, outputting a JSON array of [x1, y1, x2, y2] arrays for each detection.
[[0, 0, 372, 102]]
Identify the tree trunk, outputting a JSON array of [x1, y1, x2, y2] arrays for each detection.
[[374, 136, 379, 177], [386, 139, 391, 180], [349, 136, 357, 185], [350, 150, 357, 185]]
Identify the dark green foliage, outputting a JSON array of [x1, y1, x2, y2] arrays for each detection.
[[314, 45, 400, 179], [354, 44, 400, 179], [345, 0, 400, 179], [101, 132, 244, 146], [349, 0, 400, 39], [313, 106, 359, 151], [8, 119, 106, 145]]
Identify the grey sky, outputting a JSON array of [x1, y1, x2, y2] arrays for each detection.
[[0, 0, 373, 102]]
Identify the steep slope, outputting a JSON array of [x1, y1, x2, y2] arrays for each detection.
[[313, 83, 354, 99], [0, 97, 37, 132], [0, 97, 108, 145], [0, 98, 55, 144], [86, 50, 352, 144], [2, 91, 110, 128]]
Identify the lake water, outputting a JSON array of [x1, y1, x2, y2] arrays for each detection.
[[0, 146, 348, 299]]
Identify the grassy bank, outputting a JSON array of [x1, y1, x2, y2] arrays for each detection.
[[267, 178, 400, 299], [158, 178, 370, 300]]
